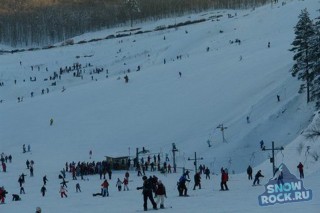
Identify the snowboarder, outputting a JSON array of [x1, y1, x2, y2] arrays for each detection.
[[297, 162, 304, 179], [220, 169, 229, 191], [155, 180, 167, 209], [137, 175, 157, 211], [253, 170, 264, 186], [247, 165, 253, 180]]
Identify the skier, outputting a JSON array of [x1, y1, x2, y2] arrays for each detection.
[[50, 118, 54, 126], [220, 169, 229, 191], [59, 185, 68, 198], [260, 140, 264, 150], [41, 185, 46, 197], [18, 173, 26, 187], [297, 162, 304, 179], [177, 173, 190, 196], [76, 183, 81, 193], [60, 178, 68, 188], [30, 166, 34, 177], [116, 178, 123, 191], [247, 165, 253, 180], [253, 170, 264, 186], [43, 175, 48, 185], [136, 175, 157, 211], [193, 172, 201, 190], [277, 95, 280, 102], [23, 144, 26, 153], [155, 180, 167, 209]]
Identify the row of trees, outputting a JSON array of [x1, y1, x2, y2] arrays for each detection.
[[0, 0, 269, 47], [290, 8, 320, 108]]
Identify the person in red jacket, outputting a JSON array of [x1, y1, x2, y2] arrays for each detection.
[[220, 169, 229, 191], [297, 162, 304, 179], [155, 180, 167, 209], [101, 180, 109, 197], [123, 177, 129, 191]]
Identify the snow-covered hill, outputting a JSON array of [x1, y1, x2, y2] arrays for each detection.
[[0, 0, 319, 212]]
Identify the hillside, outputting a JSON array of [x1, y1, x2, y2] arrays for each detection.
[[0, 0, 319, 212]]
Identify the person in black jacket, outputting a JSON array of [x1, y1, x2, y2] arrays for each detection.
[[137, 176, 157, 211], [193, 172, 201, 190], [247, 165, 253, 180], [253, 170, 264, 186]]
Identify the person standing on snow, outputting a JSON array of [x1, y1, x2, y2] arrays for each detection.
[[59, 185, 68, 198], [193, 172, 201, 190], [123, 177, 129, 191], [101, 180, 109, 197], [41, 185, 46, 197], [297, 162, 304, 179], [247, 165, 253, 180], [137, 176, 157, 211], [155, 180, 167, 209], [220, 169, 229, 191], [116, 178, 123, 191]]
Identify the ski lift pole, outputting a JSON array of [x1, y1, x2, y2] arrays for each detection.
[[217, 124, 228, 143], [172, 143, 178, 173], [262, 141, 284, 175], [188, 152, 203, 173]]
